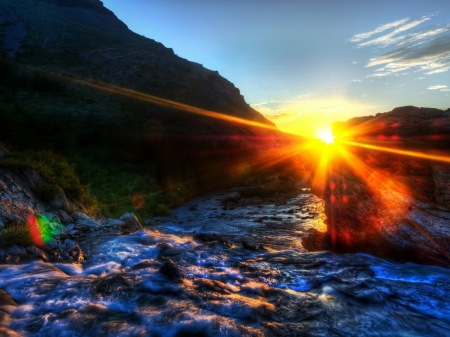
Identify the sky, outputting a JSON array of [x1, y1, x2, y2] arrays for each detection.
[[102, 0, 450, 138]]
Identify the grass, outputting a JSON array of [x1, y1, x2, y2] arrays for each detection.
[[0, 150, 98, 216], [0, 224, 34, 248]]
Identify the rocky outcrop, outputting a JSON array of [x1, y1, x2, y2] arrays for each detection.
[[321, 106, 450, 267], [0, 165, 144, 264]]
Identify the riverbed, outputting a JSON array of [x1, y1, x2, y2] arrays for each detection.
[[1, 189, 450, 336]]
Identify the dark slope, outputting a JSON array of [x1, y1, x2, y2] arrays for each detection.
[[0, 0, 312, 217], [0, 0, 272, 127]]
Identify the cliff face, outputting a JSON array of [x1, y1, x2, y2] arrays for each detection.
[[0, 0, 271, 127], [323, 106, 450, 267]]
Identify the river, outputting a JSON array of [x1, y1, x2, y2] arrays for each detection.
[[1, 188, 450, 336]]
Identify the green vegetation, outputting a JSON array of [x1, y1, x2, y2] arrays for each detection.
[[0, 57, 203, 219], [0, 216, 63, 249], [0, 150, 98, 215], [0, 223, 34, 248]]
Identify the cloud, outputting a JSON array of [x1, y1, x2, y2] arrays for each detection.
[[349, 18, 410, 42], [428, 85, 447, 90], [365, 32, 450, 76], [425, 67, 449, 74], [356, 17, 432, 48], [350, 14, 450, 78]]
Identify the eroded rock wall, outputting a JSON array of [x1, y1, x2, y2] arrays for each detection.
[[324, 106, 450, 267]]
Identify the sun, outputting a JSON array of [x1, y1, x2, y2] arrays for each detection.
[[318, 129, 335, 145]]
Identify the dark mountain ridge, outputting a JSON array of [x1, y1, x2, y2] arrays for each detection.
[[0, 0, 311, 218]]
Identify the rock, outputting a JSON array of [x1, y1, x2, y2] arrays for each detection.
[[49, 189, 69, 210], [0, 249, 4, 263], [5, 245, 27, 257], [324, 106, 450, 267], [119, 213, 143, 233], [33, 248, 48, 261], [104, 219, 125, 228], [58, 210, 74, 223], [46, 238, 59, 249], [159, 260, 184, 281], [63, 239, 76, 249], [241, 240, 258, 251], [73, 212, 101, 229], [0, 146, 10, 158]]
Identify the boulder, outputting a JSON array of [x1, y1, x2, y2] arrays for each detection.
[[119, 213, 143, 232], [72, 211, 101, 229]]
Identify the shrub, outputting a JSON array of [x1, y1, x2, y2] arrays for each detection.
[[0, 223, 34, 248], [0, 151, 98, 216]]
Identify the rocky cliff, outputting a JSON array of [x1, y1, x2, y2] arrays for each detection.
[[0, 156, 143, 264], [320, 106, 450, 267], [0, 0, 272, 127]]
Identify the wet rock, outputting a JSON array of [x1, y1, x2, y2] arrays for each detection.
[[193, 233, 231, 246], [58, 210, 74, 223], [73, 211, 101, 230], [241, 240, 258, 251], [92, 275, 134, 295], [63, 239, 76, 249], [302, 229, 328, 252], [33, 248, 49, 261], [5, 245, 27, 257], [104, 218, 124, 228], [159, 260, 184, 280], [46, 238, 59, 249], [119, 213, 143, 233], [158, 243, 181, 257]]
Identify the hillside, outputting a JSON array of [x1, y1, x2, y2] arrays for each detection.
[[0, 0, 313, 218]]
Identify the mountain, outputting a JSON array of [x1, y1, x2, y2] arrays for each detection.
[[0, 0, 311, 218], [0, 0, 272, 126]]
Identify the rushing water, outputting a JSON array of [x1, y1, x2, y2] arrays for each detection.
[[1, 190, 450, 336]]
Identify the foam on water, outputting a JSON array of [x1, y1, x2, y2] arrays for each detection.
[[1, 192, 450, 336]]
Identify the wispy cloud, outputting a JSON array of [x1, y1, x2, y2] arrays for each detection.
[[350, 14, 450, 78], [356, 17, 432, 48], [428, 85, 447, 90], [425, 67, 449, 74], [349, 18, 410, 42]]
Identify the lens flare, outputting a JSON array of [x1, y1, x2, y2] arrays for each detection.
[[27, 214, 44, 248], [27, 214, 62, 247]]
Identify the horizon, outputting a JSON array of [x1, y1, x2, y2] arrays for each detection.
[[102, 0, 450, 139]]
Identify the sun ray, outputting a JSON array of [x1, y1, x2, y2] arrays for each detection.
[[340, 140, 450, 164]]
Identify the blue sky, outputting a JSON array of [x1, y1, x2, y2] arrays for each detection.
[[103, 0, 450, 137]]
